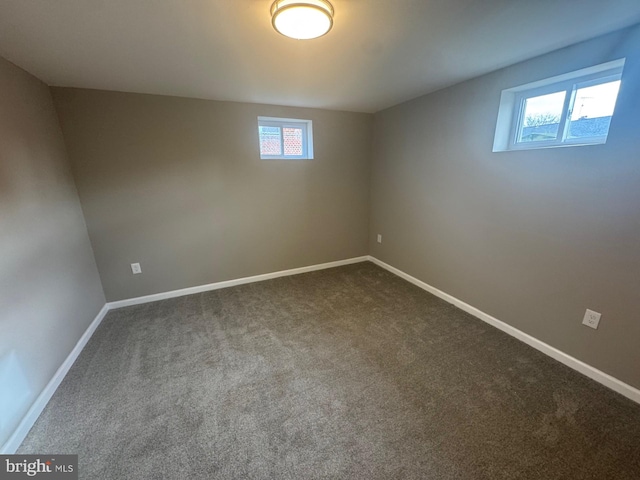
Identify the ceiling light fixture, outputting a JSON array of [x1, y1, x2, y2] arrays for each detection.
[[271, 0, 334, 40]]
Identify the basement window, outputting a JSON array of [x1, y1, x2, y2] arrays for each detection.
[[493, 59, 625, 152], [258, 116, 314, 160]]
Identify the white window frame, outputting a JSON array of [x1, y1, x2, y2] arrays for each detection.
[[258, 116, 314, 160], [493, 58, 625, 152]]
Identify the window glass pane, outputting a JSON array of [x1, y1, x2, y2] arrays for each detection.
[[259, 126, 282, 155], [567, 80, 620, 140], [283, 127, 303, 156], [518, 91, 566, 143]]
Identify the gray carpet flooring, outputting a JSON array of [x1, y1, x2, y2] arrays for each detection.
[[19, 262, 640, 479]]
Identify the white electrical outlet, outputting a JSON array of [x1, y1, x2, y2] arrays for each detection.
[[131, 263, 142, 275], [377, 234, 382, 244], [582, 309, 601, 329]]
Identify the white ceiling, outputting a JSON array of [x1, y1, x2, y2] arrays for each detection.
[[1, 1, 639, 113]]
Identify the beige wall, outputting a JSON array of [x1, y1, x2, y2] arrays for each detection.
[[0, 58, 105, 448], [369, 26, 640, 389], [52, 89, 372, 302]]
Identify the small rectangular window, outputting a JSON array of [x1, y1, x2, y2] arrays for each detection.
[[258, 117, 313, 160], [493, 59, 625, 152]]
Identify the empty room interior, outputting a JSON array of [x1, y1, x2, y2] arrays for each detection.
[[1, 1, 640, 478]]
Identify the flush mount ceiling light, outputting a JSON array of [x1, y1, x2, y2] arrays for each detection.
[[271, 0, 334, 40]]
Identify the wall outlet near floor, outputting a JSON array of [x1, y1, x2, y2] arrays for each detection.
[[582, 309, 601, 329], [131, 263, 142, 275], [377, 234, 382, 244]]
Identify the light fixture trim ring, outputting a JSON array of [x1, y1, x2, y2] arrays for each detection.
[[270, 0, 334, 16]]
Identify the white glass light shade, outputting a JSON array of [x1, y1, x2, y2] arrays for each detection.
[[271, 0, 334, 40]]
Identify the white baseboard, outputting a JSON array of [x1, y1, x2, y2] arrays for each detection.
[[1, 304, 110, 454], [108, 256, 370, 309], [367, 255, 640, 405]]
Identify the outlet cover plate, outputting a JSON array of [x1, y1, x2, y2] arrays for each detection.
[[131, 263, 142, 275], [582, 309, 601, 329]]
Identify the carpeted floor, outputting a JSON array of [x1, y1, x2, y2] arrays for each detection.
[[19, 262, 640, 479]]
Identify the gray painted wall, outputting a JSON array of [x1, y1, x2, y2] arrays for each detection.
[[52, 89, 372, 302], [369, 26, 640, 389], [0, 58, 105, 448]]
